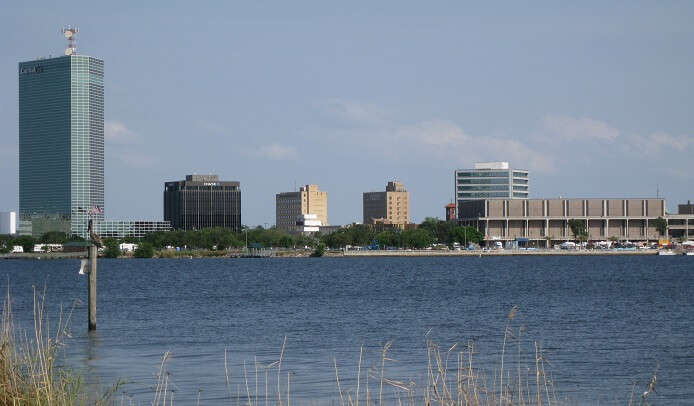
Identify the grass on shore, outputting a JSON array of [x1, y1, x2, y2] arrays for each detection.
[[0, 287, 121, 405]]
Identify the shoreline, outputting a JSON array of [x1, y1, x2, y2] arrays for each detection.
[[336, 249, 658, 256], [1, 249, 665, 260]]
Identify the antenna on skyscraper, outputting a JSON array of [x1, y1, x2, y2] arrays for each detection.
[[62, 25, 78, 55]]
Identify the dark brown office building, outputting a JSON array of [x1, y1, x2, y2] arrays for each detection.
[[679, 201, 694, 215], [164, 175, 241, 231]]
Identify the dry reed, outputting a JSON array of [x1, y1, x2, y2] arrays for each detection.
[[0, 286, 120, 405]]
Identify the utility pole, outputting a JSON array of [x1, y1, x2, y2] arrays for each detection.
[[87, 219, 98, 331]]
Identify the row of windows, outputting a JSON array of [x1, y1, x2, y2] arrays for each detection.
[[458, 192, 510, 198], [458, 185, 509, 191], [457, 178, 509, 185], [457, 171, 510, 178]]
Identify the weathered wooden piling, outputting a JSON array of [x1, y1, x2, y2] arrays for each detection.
[[88, 220, 97, 331]]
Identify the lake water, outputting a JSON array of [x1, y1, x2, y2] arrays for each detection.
[[0, 256, 692, 404]]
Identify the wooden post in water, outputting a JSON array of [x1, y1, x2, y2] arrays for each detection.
[[88, 219, 97, 331]]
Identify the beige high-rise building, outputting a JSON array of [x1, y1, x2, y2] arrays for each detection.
[[363, 181, 410, 225], [276, 184, 328, 231]]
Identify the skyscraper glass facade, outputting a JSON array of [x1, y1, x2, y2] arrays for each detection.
[[19, 55, 104, 238], [454, 162, 529, 219]]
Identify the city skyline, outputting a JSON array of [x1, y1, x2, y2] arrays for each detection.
[[1, 2, 693, 227]]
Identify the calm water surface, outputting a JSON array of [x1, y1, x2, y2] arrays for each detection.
[[0, 256, 692, 404]]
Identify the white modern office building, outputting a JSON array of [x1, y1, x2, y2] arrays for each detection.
[[455, 162, 529, 219], [0, 212, 17, 235]]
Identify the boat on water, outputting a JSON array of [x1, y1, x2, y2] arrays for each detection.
[[658, 250, 677, 256], [685, 251, 694, 256]]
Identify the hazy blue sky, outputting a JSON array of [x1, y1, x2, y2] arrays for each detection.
[[1, 1, 693, 226]]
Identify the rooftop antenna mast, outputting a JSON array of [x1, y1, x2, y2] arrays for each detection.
[[62, 25, 78, 55]]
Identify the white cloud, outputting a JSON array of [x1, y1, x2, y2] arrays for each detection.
[[255, 143, 298, 160], [542, 115, 620, 142], [390, 120, 554, 172], [317, 99, 387, 125], [112, 151, 159, 169], [646, 132, 692, 150], [105, 121, 139, 144], [396, 119, 468, 146]]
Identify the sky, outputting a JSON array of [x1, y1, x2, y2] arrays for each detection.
[[1, 1, 693, 226]]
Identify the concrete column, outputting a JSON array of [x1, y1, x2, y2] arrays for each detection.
[[626, 218, 629, 240], [526, 219, 529, 237], [623, 199, 627, 217]]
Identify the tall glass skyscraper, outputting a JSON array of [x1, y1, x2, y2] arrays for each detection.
[[19, 54, 104, 237]]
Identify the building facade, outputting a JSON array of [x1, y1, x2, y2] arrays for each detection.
[[0, 212, 17, 235], [19, 54, 104, 238], [455, 162, 528, 219], [445, 203, 456, 222], [295, 214, 322, 233], [363, 181, 410, 225], [678, 201, 694, 215], [276, 184, 328, 232], [164, 175, 241, 231], [95, 220, 171, 239], [458, 198, 669, 245]]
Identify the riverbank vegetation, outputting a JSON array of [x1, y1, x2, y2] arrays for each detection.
[[1, 218, 484, 257], [0, 288, 119, 404]]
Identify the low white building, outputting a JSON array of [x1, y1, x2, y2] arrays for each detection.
[[33, 244, 63, 253], [0, 212, 17, 235], [296, 213, 322, 233], [119, 243, 138, 252]]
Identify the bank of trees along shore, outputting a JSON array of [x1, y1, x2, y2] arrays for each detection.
[[0, 218, 484, 254]]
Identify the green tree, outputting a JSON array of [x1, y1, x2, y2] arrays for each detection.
[[16, 236, 35, 253], [419, 217, 441, 238], [310, 243, 326, 257], [103, 238, 120, 258], [568, 219, 587, 241], [0, 235, 13, 253], [401, 228, 433, 249], [452, 226, 483, 245], [40, 231, 68, 244], [375, 230, 399, 248], [134, 242, 154, 258], [652, 216, 667, 236], [278, 235, 294, 248]]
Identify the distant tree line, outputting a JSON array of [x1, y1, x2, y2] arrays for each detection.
[[0, 232, 84, 253], [0, 218, 485, 255], [321, 217, 483, 249]]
